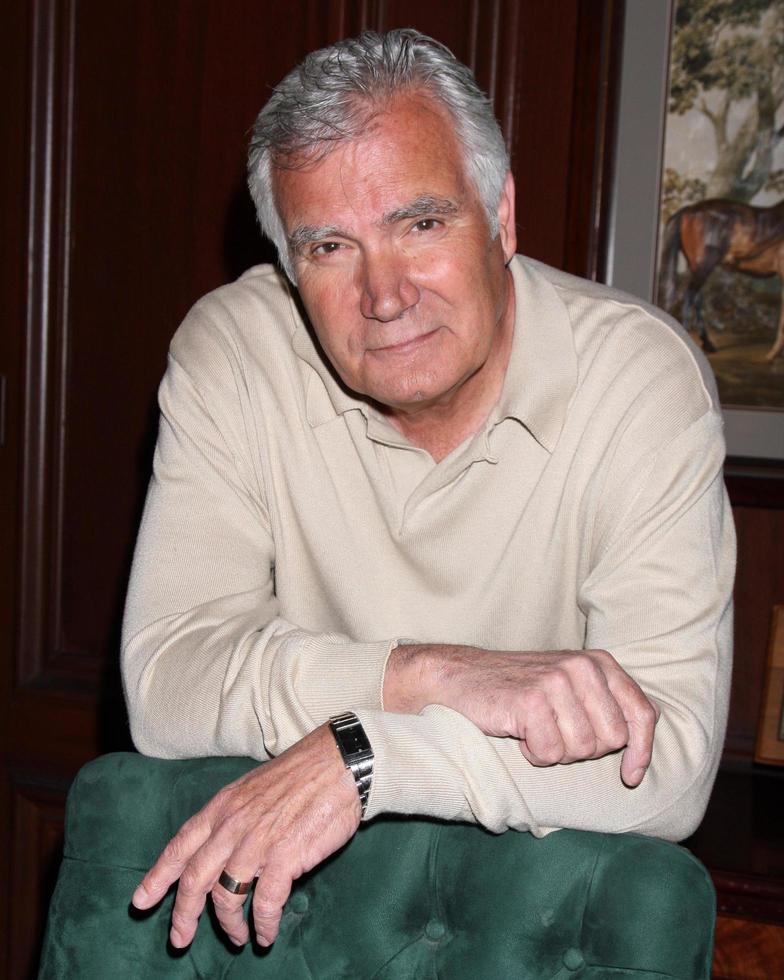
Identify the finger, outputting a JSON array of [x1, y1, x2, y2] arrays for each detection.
[[543, 671, 600, 764], [519, 700, 567, 766], [211, 869, 258, 947], [620, 696, 660, 787], [166, 812, 256, 948], [577, 685, 629, 760], [253, 861, 294, 947], [205, 808, 272, 946], [585, 654, 656, 786], [519, 674, 599, 765], [594, 653, 659, 786], [132, 808, 214, 911]]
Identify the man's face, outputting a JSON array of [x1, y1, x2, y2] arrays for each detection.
[[273, 93, 516, 416]]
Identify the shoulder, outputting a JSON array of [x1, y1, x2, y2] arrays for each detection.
[[169, 264, 303, 380], [515, 256, 720, 428]]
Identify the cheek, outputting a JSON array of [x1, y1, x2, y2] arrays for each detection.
[[415, 233, 498, 297], [302, 286, 366, 370], [411, 247, 464, 290]]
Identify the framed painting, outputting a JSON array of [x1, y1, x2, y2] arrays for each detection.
[[756, 605, 784, 765], [604, 0, 784, 461]]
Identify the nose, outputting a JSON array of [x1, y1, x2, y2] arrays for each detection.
[[358, 248, 420, 322]]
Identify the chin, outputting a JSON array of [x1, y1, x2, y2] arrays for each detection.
[[373, 370, 446, 408]]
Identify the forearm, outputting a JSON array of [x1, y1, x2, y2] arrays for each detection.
[[359, 693, 724, 842], [122, 602, 397, 760], [383, 642, 464, 714]]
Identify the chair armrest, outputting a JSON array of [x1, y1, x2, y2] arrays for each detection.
[[39, 753, 715, 979]]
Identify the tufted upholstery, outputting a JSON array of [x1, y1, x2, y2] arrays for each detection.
[[39, 754, 715, 978]]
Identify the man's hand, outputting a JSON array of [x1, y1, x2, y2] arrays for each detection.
[[131, 725, 360, 948], [385, 645, 659, 786]]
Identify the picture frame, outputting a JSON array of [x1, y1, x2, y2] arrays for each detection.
[[603, 0, 784, 462], [755, 605, 784, 765]]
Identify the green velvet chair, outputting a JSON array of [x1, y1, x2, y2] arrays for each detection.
[[39, 753, 715, 979]]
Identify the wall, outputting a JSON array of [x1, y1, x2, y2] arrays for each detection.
[[1, 2, 781, 978], [0, 2, 619, 975]]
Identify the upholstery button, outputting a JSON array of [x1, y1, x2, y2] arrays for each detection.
[[563, 947, 584, 971], [289, 891, 309, 914], [424, 919, 446, 940]]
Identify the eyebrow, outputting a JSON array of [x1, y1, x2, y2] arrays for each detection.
[[381, 195, 460, 225], [287, 195, 461, 256], [288, 224, 348, 255]]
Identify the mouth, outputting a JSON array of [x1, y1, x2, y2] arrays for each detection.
[[368, 327, 441, 355]]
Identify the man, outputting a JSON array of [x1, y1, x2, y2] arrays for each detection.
[[126, 29, 734, 952]]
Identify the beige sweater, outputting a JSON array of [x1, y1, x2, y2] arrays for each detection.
[[122, 256, 735, 842]]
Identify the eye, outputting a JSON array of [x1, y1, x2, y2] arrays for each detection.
[[311, 241, 342, 256], [412, 218, 441, 233]]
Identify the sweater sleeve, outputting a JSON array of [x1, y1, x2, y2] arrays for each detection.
[[358, 409, 735, 842], [121, 314, 397, 761]]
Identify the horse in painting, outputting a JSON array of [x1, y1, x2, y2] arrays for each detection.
[[658, 198, 784, 361]]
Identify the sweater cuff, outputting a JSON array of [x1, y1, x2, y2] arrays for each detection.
[[353, 704, 539, 835], [275, 632, 398, 724]]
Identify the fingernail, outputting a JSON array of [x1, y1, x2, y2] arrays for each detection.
[[170, 928, 184, 947], [630, 767, 646, 784], [132, 884, 148, 908], [230, 936, 245, 947]]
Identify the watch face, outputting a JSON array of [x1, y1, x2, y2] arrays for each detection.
[[342, 729, 364, 754], [331, 715, 372, 759]]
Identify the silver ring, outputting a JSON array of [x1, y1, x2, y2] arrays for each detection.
[[218, 869, 254, 895]]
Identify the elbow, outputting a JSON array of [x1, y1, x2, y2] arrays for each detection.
[[126, 705, 176, 760], [121, 633, 181, 759], [647, 792, 710, 843], [624, 776, 713, 843], [124, 684, 176, 759], [632, 721, 721, 843]]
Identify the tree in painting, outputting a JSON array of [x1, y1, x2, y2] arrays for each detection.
[[658, 0, 784, 397], [665, 0, 783, 211]]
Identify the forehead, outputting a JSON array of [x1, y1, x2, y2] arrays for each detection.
[[272, 94, 471, 229]]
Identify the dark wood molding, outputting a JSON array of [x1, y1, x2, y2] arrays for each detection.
[[18, 0, 78, 686], [9, 781, 66, 980], [475, 0, 522, 170], [725, 459, 784, 509], [569, 0, 625, 282], [714, 870, 784, 925], [722, 732, 757, 760]]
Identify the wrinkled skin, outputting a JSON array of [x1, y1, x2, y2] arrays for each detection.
[[385, 645, 660, 786], [132, 726, 359, 948]]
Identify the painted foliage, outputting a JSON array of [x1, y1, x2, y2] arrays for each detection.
[[657, 0, 784, 408]]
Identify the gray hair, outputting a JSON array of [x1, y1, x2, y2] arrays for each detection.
[[247, 28, 510, 281]]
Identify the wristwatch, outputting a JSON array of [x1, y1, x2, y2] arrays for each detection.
[[328, 711, 374, 817]]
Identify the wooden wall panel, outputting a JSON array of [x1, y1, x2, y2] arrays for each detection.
[[0, 0, 30, 969], [17, 0, 77, 684], [1, 0, 780, 972], [727, 503, 784, 757], [12, 0, 617, 691], [0, 2, 635, 976], [9, 784, 67, 980]]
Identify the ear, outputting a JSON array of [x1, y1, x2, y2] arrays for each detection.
[[496, 171, 517, 263]]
